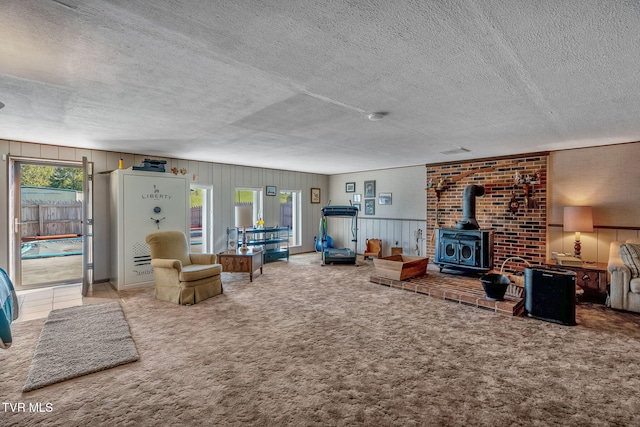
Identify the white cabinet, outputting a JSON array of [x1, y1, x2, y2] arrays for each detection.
[[110, 169, 189, 290]]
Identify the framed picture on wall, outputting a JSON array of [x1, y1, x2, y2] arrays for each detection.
[[266, 185, 276, 196], [345, 182, 356, 193], [364, 199, 375, 215], [311, 188, 321, 204], [353, 194, 361, 203], [378, 192, 392, 205], [364, 180, 376, 198]]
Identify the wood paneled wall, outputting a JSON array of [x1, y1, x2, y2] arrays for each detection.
[[0, 140, 329, 281], [547, 142, 640, 263]]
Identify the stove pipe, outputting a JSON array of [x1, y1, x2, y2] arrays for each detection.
[[456, 184, 485, 230]]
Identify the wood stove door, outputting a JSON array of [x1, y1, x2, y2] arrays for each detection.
[[458, 239, 480, 267], [439, 238, 459, 264]]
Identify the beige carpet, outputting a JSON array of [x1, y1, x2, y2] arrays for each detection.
[[2, 253, 640, 426]]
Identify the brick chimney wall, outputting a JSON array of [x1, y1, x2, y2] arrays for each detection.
[[426, 155, 547, 272]]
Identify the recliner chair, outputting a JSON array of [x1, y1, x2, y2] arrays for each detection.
[[146, 231, 223, 305], [608, 238, 640, 313]]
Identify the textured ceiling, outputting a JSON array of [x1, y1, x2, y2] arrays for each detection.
[[1, 0, 639, 174]]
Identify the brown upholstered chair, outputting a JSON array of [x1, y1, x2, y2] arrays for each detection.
[[364, 238, 383, 260], [146, 230, 222, 305]]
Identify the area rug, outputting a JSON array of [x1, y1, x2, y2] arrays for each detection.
[[23, 301, 138, 392]]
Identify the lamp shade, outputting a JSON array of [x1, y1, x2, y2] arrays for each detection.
[[235, 204, 253, 228], [563, 206, 593, 232]]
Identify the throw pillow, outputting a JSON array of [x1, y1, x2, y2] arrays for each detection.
[[619, 243, 640, 278]]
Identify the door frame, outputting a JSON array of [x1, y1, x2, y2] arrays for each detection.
[[8, 156, 93, 289], [190, 183, 214, 254]]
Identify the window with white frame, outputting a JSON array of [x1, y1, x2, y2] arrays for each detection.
[[234, 187, 263, 226]]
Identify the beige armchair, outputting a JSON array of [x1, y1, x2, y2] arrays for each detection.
[[146, 230, 223, 305], [607, 237, 640, 313]]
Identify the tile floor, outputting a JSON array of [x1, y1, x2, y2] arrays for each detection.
[[15, 283, 121, 323]]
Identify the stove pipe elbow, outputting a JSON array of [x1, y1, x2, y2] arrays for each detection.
[[456, 184, 485, 230]]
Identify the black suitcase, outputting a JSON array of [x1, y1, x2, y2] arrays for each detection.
[[525, 268, 577, 326]]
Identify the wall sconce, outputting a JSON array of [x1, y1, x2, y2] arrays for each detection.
[[563, 206, 593, 258]]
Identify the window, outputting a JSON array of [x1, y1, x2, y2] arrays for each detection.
[[235, 188, 263, 226], [279, 189, 301, 247]]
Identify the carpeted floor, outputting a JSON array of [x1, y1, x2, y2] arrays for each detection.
[[2, 253, 640, 426]]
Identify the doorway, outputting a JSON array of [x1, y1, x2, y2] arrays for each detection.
[[9, 157, 93, 289], [190, 184, 214, 254]]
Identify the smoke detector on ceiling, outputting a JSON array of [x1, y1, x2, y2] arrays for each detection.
[[367, 112, 386, 121]]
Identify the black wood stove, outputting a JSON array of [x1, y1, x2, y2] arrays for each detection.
[[435, 228, 494, 273], [434, 184, 494, 273]]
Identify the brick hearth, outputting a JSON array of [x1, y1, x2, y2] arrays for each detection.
[[370, 270, 525, 316]]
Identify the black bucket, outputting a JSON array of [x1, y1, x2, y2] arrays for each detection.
[[480, 273, 510, 301]]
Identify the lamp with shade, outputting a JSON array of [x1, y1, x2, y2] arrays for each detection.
[[235, 204, 253, 252], [563, 206, 593, 258]]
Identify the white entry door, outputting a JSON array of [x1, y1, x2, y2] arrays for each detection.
[[9, 157, 91, 289]]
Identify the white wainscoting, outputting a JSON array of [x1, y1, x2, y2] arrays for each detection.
[[547, 225, 640, 264], [325, 217, 427, 258], [330, 221, 640, 264]]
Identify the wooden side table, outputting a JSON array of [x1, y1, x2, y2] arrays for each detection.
[[218, 248, 263, 282], [391, 247, 403, 256], [544, 260, 608, 303]]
